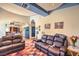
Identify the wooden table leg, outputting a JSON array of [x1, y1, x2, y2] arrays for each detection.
[[76, 53, 79, 56], [68, 50, 74, 56]]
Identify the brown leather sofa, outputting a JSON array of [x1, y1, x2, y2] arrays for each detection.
[[0, 35, 25, 56], [35, 34, 68, 56]]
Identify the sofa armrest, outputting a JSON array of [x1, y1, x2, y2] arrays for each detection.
[[21, 40, 25, 43], [59, 51, 65, 56], [59, 46, 66, 56], [60, 46, 66, 51], [36, 39, 42, 42]]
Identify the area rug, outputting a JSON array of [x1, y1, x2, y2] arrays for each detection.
[[7, 40, 47, 56]]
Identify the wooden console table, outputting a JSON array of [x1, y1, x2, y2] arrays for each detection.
[[67, 46, 79, 56]]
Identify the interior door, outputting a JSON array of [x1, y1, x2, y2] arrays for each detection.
[[31, 26, 35, 37], [25, 27, 30, 39], [31, 20, 35, 37]]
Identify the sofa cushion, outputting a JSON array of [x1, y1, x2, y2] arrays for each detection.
[[0, 45, 13, 52], [40, 43, 49, 49], [46, 35, 53, 45], [53, 37, 64, 48], [12, 43, 24, 48], [2, 36, 13, 41], [48, 47, 60, 55], [53, 41, 63, 48], [46, 39, 53, 45], [54, 37, 63, 43], [41, 35, 48, 42], [1, 41, 12, 46], [13, 39, 22, 44], [54, 34, 66, 40], [47, 35, 54, 41], [53, 34, 66, 48]]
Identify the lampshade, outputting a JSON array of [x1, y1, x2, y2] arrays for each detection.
[[6, 28, 9, 32]]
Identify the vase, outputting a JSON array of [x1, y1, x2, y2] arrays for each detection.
[[72, 39, 77, 47], [73, 42, 75, 47]]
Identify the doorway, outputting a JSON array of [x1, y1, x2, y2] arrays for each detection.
[[25, 26, 30, 39], [31, 20, 35, 38]]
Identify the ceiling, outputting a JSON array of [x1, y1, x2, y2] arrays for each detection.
[[37, 3, 62, 11], [0, 3, 63, 16], [15, 3, 79, 16], [0, 3, 36, 16], [0, 3, 79, 16]]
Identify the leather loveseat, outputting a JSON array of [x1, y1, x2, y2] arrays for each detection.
[[0, 35, 25, 56], [35, 33, 68, 56]]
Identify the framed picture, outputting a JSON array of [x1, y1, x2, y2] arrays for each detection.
[[45, 24, 51, 29], [54, 22, 64, 29]]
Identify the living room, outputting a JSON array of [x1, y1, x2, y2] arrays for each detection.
[[0, 3, 79, 56]]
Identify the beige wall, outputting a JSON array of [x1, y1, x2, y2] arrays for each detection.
[[0, 8, 30, 25], [0, 8, 30, 37], [30, 5, 79, 38]]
